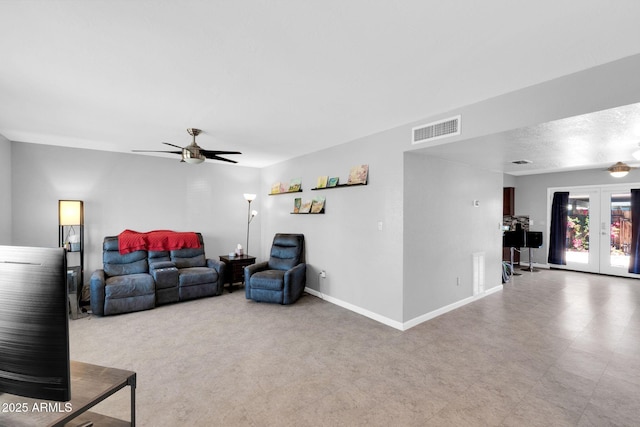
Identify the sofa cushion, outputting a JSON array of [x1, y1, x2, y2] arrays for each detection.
[[267, 234, 304, 271], [172, 252, 206, 268], [250, 270, 285, 291], [105, 273, 155, 299], [170, 233, 206, 268], [178, 267, 218, 287], [104, 248, 148, 277]]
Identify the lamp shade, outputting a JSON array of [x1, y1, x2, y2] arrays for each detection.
[[244, 193, 256, 202], [58, 200, 83, 226]]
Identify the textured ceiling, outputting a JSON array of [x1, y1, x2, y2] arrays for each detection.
[[420, 102, 640, 176], [1, 1, 640, 169]]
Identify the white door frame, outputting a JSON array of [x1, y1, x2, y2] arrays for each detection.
[[547, 183, 640, 278]]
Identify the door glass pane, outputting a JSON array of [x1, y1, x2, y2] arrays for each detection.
[[610, 193, 631, 268], [566, 195, 590, 264]]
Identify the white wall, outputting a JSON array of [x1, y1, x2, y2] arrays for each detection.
[[10, 142, 261, 288], [260, 126, 405, 324], [0, 134, 11, 244]]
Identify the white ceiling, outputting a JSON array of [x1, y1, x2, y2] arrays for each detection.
[[1, 1, 640, 170]]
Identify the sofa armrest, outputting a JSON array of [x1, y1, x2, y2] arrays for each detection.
[[150, 261, 179, 289], [283, 263, 307, 304], [206, 258, 226, 295], [245, 261, 268, 281], [206, 258, 225, 275], [90, 269, 106, 316]]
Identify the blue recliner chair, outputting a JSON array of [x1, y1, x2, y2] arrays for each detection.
[[245, 234, 306, 304]]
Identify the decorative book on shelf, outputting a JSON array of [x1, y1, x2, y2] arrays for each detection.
[[288, 178, 302, 192], [270, 178, 303, 195], [311, 165, 368, 190], [270, 182, 284, 194], [316, 176, 328, 189], [310, 196, 325, 213], [347, 164, 368, 185], [299, 200, 312, 213], [292, 196, 325, 214]]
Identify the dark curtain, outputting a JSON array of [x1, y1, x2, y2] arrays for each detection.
[[629, 189, 640, 273], [548, 191, 569, 265]]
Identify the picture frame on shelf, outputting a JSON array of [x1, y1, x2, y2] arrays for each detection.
[[293, 198, 302, 213], [316, 176, 328, 188], [311, 196, 325, 213], [270, 182, 282, 194], [347, 164, 368, 185], [288, 178, 302, 192], [299, 200, 312, 213], [328, 177, 339, 187]]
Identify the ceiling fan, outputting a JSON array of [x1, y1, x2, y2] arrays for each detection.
[[133, 128, 241, 164]]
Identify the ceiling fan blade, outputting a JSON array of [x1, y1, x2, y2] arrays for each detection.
[[162, 142, 184, 149], [200, 149, 242, 156], [205, 154, 238, 164], [132, 150, 182, 155]]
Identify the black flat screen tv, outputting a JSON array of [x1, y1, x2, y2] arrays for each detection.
[[0, 245, 70, 401]]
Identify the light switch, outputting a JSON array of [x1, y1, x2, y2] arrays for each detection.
[[377, 221, 383, 231]]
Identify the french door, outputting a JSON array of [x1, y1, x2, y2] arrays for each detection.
[[550, 185, 639, 278]]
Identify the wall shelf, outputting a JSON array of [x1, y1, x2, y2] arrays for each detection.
[[311, 183, 367, 190], [268, 189, 303, 196]]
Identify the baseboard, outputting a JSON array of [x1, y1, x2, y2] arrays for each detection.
[[402, 285, 503, 330], [305, 284, 503, 331], [304, 287, 404, 330]]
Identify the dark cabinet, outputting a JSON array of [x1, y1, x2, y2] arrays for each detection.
[[219, 255, 256, 292], [503, 187, 515, 216]]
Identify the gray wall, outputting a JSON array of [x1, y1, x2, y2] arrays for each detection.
[[404, 153, 502, 321], [10, 142, 261, 288], [5, 53, 640, 329], [514, 169, 640, 265], [260, 125, 405, 324], [0, 134, 11, 244]]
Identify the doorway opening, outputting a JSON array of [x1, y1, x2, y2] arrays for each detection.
[[548, 184, 639, 278]]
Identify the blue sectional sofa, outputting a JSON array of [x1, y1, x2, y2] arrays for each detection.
[[90, 233, 225, 316]]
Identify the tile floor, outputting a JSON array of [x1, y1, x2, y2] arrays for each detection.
[[69, 268, 640, 426]]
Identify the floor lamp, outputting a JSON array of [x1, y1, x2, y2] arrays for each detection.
[[243, 193, 257, 256], [58, 200, 85, 319]]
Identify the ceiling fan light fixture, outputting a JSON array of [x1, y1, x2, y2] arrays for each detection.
[[608, 161, 631, 178], [183, 156, 205, 164]]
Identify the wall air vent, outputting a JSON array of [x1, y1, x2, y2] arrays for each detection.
[[412, 115, 461, 145]]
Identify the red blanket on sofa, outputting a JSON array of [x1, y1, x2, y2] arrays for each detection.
[[118, 230, 201, 254]]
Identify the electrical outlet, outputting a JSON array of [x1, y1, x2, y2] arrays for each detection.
[[320, 270, 326, 279]]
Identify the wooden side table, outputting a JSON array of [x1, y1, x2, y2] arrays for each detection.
[[0, 360, 136, 426], [219, 254, 256, 293]]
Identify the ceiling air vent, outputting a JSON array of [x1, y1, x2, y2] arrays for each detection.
[[412, 115, 461, 145]]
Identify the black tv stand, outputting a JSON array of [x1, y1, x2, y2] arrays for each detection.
[[0, 361, 136, 426]]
